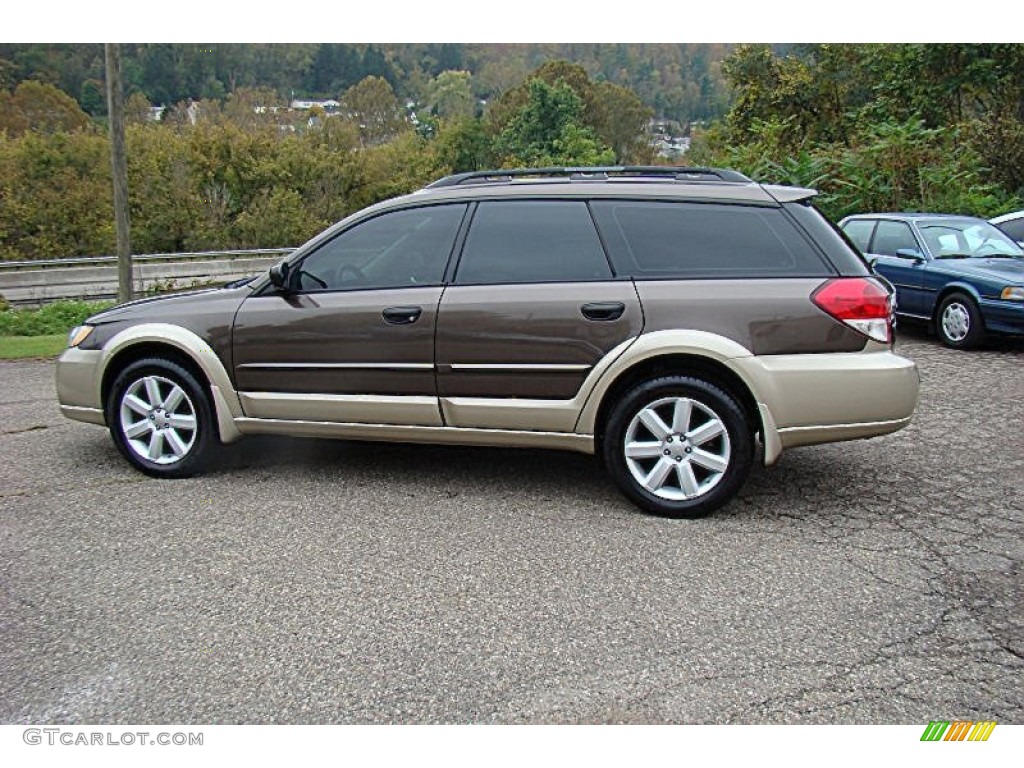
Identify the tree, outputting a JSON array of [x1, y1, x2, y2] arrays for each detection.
[[435, 117, 490, 172], [488, 60, 652, 164], [592, 81, 654, 163], [0, 80, 91, 136], [79, 78, 105, 116], [428, 70, 475, 119], [124, 92, 152, 125], [493, 78, 614, 167], [224, 86, 283, 130], [341, 75, 408, 146]]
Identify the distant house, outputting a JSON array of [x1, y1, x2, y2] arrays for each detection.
[[289, 98, 340, 113]]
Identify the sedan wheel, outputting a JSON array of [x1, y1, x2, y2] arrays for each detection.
[[940, 302, 970, 342], [936, 293, 984, 349]]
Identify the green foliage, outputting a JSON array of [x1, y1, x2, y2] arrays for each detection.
[[700, 44, 1024, 220], [0, 56, 651, 260], [0, 130, 114, 260], [694, 116, 1016, 221], [0, 300, 112, 336], [434, 117, 491, 172], [0, 80, 92, 136], [487, 60, 652, 164], [79, 78, 105, 116], [493, 78, 614, 167], [341, 76, 408, 147], [427, 70, 475, 119]]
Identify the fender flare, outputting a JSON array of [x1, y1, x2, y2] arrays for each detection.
[[100, 323, 243, 443]]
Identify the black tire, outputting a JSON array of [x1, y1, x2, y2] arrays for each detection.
[[936, 292, 985, 349], [602, 376, 753, 519], [105, 357, 216, 478]]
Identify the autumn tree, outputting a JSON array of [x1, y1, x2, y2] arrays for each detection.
[[428, 70, 475, 119], [124, 92, 153, 125], [0, 80, 91, 136], [341, 75, 408, 146]]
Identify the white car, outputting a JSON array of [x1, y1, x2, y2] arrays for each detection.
[[991, 210, 1024, 247]]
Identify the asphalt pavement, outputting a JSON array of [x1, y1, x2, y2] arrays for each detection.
[[1, 327, 1021, 724]]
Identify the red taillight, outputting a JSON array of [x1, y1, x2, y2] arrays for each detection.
[[812, 277, 893, 344]]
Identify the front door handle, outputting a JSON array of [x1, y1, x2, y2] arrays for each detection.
[[382, 306, 422, 325], [581, 302, 626, 321]]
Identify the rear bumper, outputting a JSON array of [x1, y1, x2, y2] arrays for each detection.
[[736, 350, 919, 464]]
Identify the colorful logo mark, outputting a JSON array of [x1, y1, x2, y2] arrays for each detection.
[[921, 721, 997, 742]]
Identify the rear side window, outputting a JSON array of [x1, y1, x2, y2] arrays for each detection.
[[839, 219, 876, 253], [455, 201, 613, 285], [788, 203, 869, 274], [591, 201, 832, 279], [996, 217, 1024, 243]]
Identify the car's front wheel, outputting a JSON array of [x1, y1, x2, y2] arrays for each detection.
[[106, 357, 216, 478], [603, 376, 753, 518], [936, 292, 985, 349]]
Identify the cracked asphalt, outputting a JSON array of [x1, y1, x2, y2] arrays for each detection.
[[1, 327, 1021, 724]]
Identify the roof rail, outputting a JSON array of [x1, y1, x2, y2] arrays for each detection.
[[426, 166, 752, 189]]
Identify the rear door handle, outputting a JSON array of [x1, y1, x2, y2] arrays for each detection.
[[382, 306, 423, 325], [581, 302, 625, 321]]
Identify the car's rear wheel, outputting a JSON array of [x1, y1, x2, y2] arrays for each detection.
[[936, 292, 985, 349], [603, 376, 753, 518], [106, 357, 216, 478]]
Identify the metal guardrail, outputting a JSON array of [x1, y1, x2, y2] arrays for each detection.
[[0, 248, 294, 271], [0, 248, 295, 307]]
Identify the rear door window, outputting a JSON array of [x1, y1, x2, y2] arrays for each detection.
[[454, 201, 613, 285], [591, 201, 831, 278]]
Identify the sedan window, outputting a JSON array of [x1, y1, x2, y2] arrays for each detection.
[[871, 220, 920, 257], [918, 219, 1024, 259]]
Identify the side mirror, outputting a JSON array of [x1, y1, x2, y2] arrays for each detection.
[[894, 248, 924, 263], [268, 261, 292, 292]]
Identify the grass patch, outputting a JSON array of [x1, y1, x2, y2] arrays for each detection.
[[0, 299, 113, 337], [0, 334, 67, 359]]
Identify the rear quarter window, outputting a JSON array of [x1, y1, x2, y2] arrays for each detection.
[[591, 201, 834, 279], [839, 219, 875, 253], [995, 217, 1024, 243]]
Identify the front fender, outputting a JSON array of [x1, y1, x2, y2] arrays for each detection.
[[100, 323, 243, 443]]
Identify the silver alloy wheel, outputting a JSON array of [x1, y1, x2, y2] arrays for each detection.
[[623, 396, 732, 501], [119, 375, 198, 465], [941, 301, 970, 342]]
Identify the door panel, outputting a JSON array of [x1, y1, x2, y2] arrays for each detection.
[[232, 286, 442, 398], [435, 282, 642, 401], [867, 220, 929, 316]]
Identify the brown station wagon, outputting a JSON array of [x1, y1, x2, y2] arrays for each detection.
[[56, 166, 920, 517]]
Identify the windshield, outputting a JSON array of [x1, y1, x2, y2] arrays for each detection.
[[917, 219, 1024, 258]]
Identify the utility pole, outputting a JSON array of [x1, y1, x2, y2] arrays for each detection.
[[104, 43, 133, 303]]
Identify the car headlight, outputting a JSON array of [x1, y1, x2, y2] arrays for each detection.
[[1001, 286, 1024, 301], [67, 325, 94, 347]]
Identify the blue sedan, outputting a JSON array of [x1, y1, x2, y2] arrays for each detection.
[[839, 213, 1024, 349]]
